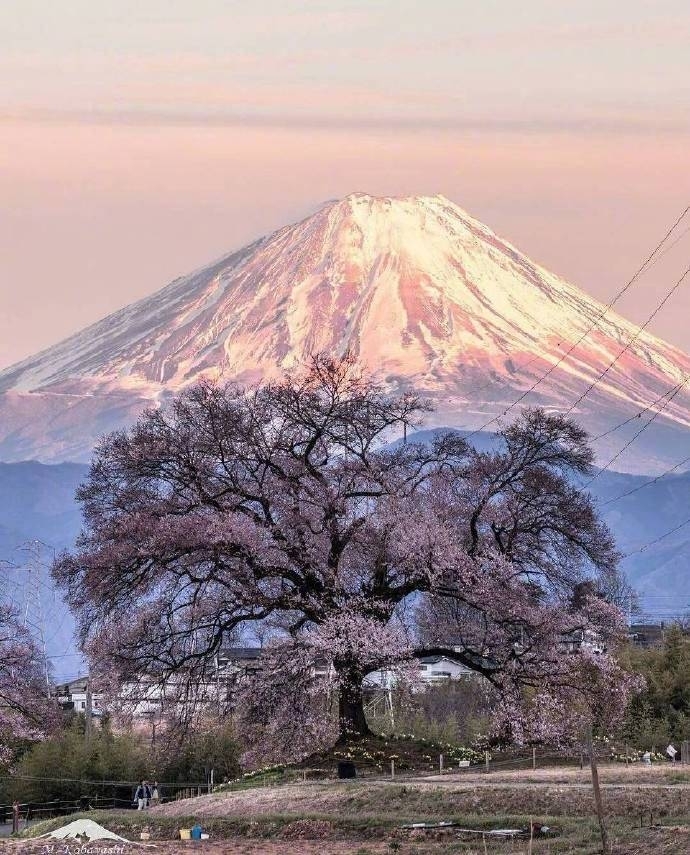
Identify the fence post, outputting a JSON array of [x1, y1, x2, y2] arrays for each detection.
[[484, 751, 490, 773], [391, 759, 395, 779], [439, 754, 444, 775]]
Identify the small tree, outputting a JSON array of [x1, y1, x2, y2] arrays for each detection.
[[55, 357, 638, 761], [0, 605, 56, 768]]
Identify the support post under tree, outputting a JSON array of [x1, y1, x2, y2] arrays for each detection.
[[588, 730, 611, 855], [85, 676, 93, 744]]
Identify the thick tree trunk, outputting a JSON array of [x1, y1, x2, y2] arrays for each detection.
[[337, 670, 371, 741]]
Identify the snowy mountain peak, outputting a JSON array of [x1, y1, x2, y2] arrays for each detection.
[[1, 193, 690, 470]]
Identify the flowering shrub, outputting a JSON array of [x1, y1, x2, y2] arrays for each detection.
[[214, 764, 287, 792], [381, 732, 487, 764], [315, 733, 486, 774], [0, 605, 57, 764], [608, 749, 667, 763]]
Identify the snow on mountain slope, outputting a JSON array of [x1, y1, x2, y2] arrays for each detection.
[[1, 193, 689, 470]]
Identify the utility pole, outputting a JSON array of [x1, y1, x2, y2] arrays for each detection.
[[588, 728, 611, 855], [85, 676, 93, 744]]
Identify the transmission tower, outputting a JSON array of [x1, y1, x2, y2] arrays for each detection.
[[14, 540, 56, 696]]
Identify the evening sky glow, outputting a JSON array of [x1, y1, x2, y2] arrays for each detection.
[[1, 0, 690, 367]]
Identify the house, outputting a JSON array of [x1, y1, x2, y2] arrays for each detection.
[[215, 646, 263, 677], [559, 628, 604, 655], [52, 646, 478, 725], [365, 654, 476, 690], [417, 654, 475, 682], [54, 676, 103, 717], [217, 646, 480, 688], [627, 623, 664, 648]]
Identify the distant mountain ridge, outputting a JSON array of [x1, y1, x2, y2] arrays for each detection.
[[0, 461, 86, 680], [1, 192, 690, 471]]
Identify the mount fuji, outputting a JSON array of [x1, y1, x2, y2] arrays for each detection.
[[1, 193, 689, 473]]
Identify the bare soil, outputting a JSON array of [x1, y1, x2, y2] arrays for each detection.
[[9, 765, 690, 854], [154, 775, 689, 820], [5, 828, 690, 854]]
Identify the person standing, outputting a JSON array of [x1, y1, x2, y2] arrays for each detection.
[[150, 782, 160, 807], [134, 781, 150, 810]]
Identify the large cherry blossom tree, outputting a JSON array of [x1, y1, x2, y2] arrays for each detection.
[[55, 357, 637, 758]]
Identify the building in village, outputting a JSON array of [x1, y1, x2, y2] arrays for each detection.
[[54, 676, 104, 717], [627, 623, 665, 648], [52, 646, 477, 723]]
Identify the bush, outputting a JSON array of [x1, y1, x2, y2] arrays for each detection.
[[156, 720, 241, 785], [620, 625, 690, 747], [9, 715, 150, 804]]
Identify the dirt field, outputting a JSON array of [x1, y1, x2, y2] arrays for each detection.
[[428, 763, 690, 786], [8, 764, 690, 854], [152, 774, 689, 820], [1, 843, 391, 855], [4, 828, 690, 855]]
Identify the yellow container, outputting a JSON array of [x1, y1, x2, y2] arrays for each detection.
[[179, 829, 191, 840]]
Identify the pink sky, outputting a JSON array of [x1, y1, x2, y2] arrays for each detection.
[[1, 1, 690, 368]]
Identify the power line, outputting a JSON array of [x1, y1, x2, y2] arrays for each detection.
[[585, 380, 688, 487], [456, 221, 690, 412], [599, 452, 690, 506], [565, 263, 690, 417], [645, 222, 690, 267], [622, 516, 690, 557], [592, 378, 689, 442], [461, 204, 690, 439]]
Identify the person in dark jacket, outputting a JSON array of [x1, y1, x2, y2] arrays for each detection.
[[134, 781, 151, 810]]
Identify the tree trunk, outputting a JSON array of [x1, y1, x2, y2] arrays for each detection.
[[337, 670, 370, 741]]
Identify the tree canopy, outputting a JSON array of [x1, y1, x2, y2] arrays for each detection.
[[55, 357, 638, 761]]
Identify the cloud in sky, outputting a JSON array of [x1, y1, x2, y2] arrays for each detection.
[[1, 1, 689, 131]]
